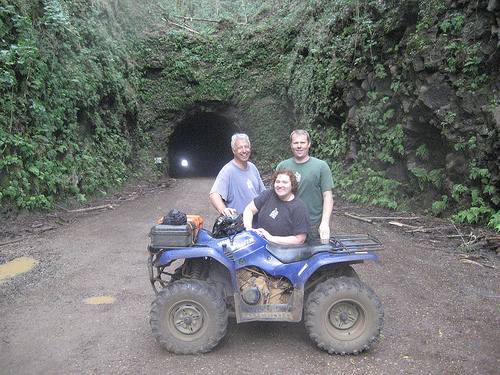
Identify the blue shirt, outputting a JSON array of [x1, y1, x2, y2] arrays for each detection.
[[210, 160, 265, 214]]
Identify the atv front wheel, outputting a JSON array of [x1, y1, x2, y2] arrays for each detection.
[[150, 279, 228, 354], [304, 277, 383, 355]]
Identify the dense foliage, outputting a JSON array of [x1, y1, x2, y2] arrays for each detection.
[[138, 0, 500, 230], [278, 0, 500, 230], [0, 0, 142, 212], [1, 0, 499, 231]]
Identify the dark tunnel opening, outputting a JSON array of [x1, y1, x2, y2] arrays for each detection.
[[168, 113, 238, 178]]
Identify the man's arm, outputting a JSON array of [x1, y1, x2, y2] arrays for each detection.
[[210, 193, 237, 216], [318, 189, 334, 241]]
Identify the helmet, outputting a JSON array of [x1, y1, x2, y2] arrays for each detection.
[[161, 209, 187, 225], [212, 214, 245, 238]]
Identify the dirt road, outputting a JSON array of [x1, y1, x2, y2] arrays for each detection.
[[1, 178, 499, 374]]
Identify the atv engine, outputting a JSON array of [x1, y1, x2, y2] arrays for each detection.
[[236, 266, 292, 305]]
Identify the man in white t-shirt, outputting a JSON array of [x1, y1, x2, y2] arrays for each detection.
[[210, 133, 265, 216]]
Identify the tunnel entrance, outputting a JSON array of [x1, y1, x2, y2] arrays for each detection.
[[168, 112, 238, 178]]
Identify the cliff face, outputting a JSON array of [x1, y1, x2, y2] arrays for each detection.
[[391, 1, 498, 218], [4, 1, 497, 227], [276, 0, 500, 225], [137, 1, 500, 228]]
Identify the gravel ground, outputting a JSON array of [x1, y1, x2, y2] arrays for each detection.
[[1, 177, 499, 375]]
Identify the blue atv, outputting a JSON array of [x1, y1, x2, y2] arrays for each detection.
[[148, 212, 384, 355]]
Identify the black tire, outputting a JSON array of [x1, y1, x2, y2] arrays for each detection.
[[304, 277, 383, 355], [150, 279, 228, 354], [337, 264, 359, 279]]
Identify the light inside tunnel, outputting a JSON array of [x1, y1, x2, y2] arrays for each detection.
[[168, 112, 238, 178]]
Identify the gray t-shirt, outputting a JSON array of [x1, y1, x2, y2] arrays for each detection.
[[210, 160, 265, 214]]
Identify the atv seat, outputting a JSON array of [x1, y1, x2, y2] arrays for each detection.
[[266, 235, 384, 264], [266, 239, 335, 264]]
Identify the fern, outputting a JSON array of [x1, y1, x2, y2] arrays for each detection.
[[488, 211, 500, 231]]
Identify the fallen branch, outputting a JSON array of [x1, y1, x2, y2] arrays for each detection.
[[0, 238, 24, 247], [344, 212, 373, 223], [353, 215, 420, 220], [175, 16, 220, 23], [162, 17, 200, 34], [63, 204, 114, 214], [459, 256, 495, 269], [29, 225, 59, 233], [451, 221, 470, 247], [407, 225, 453, 233], [388, 221, 447, 233], [388, 221, 423, 231], [460, 258, 484, 267], [117, 195, 138, 202], [343, 212, 423, 223]]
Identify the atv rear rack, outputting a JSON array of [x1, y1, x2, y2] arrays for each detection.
[[330, 233, 384, 253]]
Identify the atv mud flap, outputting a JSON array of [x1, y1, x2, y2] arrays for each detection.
[[234, 289, 304, 323]]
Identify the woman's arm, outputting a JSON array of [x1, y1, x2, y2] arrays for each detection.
[[242, 201, 259, 230], [255, 229, 307, 245]]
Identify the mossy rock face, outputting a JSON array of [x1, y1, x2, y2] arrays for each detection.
[[3, 1, 500, 228], [235, 95, 296, 173]]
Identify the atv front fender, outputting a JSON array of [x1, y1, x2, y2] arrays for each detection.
[[153, 246, 238, 293]]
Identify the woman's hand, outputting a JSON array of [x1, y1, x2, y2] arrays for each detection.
[[253, 228, 270, 239], [252, 229, 306, 245]]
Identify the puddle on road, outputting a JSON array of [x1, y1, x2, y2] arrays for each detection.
[[83, 296, 117, 305], [0, 256, 38, 285]]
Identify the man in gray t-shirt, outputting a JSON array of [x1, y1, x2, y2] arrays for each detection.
[[210, 133, 265, 216]]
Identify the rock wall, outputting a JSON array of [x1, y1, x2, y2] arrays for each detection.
[[336, 0, 500, 216]]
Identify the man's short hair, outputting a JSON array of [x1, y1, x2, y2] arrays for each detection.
[[231, 133, 251, 149], [290, 129, 310, 143]]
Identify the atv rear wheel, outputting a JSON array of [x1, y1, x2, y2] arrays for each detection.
[[304, 277, 383, 355], [150, 279, 228, 354]]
